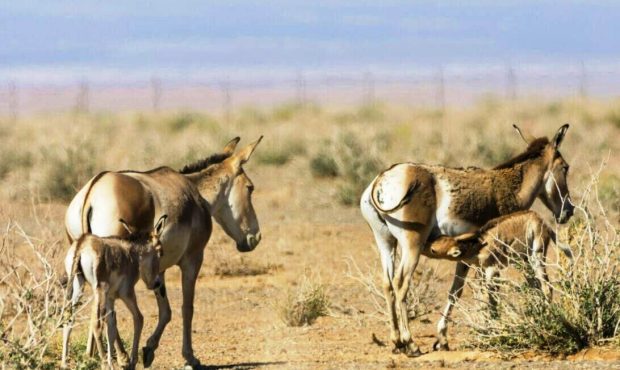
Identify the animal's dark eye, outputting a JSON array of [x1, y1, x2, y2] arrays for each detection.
[[563, 165, 569, 173]]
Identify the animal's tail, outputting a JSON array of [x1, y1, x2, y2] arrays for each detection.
[[549, 227, 573, 259], [80, 171, 109, 235], [370, 168, 418, 214], [65, 241, 82, 301], [65, 171, 108, 299]]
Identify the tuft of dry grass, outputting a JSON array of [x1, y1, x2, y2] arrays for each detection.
[[213, 256, 281, 277], [280, 276, 330, 327], [345, 256, 440, 323], [0, 222, 69, 368]]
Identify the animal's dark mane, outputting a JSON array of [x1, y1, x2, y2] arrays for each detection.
[[493, 137, 550, 170], [179, 152, 231, 174]]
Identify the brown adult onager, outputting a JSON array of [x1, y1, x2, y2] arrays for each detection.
[[64, 137, 263, 367], [359, 124, 574, 356]]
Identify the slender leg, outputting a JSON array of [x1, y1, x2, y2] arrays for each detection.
[[390, 231, 424, 357], [528, 233, 552, 300], [483, 266, 500, 319], [434, 261, 470, 351], [371, 229, 400, 350], [121, 290, 144, 369], [92, 288, 107, 363], [143, 272, 171, 367], [105, 298, 120, 369], [179, 253, 204, 367], [61, 274, 85, 368]]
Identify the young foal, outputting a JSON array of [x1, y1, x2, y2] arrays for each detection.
[[428, 210, 573, 316], [61, 215, 167, 369]]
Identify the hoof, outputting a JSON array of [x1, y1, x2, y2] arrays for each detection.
[[404, 345, 423, 358], [142, 347, 155, 368], [184, 356, 201, 369], [432, 340, 450, 351]]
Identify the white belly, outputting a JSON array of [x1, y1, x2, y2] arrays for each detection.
[[435, 177, 476, 236]]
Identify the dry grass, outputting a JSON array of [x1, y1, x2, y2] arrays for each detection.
[[280, 276, 330, 327]]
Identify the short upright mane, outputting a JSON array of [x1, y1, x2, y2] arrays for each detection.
[[179, 152, 231, 174], [493, 137, 549, 170]]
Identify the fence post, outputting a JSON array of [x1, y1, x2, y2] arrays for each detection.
[[436, 66, 445, 113], [8, 80, 18, 123], [221, 79, 232, 124], [151, 76, 162, 112], [363, 71, 375, 106], [75, 79, 89, 114], [579, 61, 587, 98], [296, 70, 306, 107], [505, 63, 517, 101]]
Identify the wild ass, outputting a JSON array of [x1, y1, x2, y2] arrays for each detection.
[[360, 124, 574, 356], [61, 215, 167, 369], [428, 210, 573, 315], [64, 136, 263, 367]]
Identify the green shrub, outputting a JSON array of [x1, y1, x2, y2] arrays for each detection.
[[335, 132, 383, 205], [0, 147, 33, 179], [256, 140, 306, 166], [41, 144, 97, 201], [309, 151, 339, 178]]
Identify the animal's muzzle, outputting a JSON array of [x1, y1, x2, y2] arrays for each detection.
[[151, 277, 162, 290], [237, 232, 262, 252], [558, 202, 575, 224]]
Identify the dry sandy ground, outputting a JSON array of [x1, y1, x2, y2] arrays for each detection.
[[4, 156, 620, 369]]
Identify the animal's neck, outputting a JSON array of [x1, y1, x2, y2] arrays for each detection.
[[185, 171, 229, 214], [512, 158, 547, 209], [488, 158, 546, 214]]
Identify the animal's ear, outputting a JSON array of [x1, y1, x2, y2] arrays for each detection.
[[513, 124, 534, 145], [119, 219, 135, 235], [455, 232, 478, 242], [447, 249, 462, 258], [154, 215, 168, 236], [232, 135, 263, 168], [552, 123, 569, 149], [222, 137, 241, 156]]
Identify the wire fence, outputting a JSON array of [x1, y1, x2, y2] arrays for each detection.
[[1, 63, 620, 120]]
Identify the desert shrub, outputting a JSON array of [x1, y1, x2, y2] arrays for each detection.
[[256, 140, 306, 166], [0, 147, 33, 179], [281, 277, 330, 327], [167, 112, 219, 133], [335, 132, 383, 205], [333, 103, 385, 124], [41, 144, 97, 201], [309, 150, 339, 178], [307, 132, 383, 205], [460, 172, 620, 356]]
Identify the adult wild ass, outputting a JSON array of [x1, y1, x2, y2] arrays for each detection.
[[64, 136, 263, 367], [428, 210, 573, 315], [360, 124, 574, 356], [61, 215, 167, 369]]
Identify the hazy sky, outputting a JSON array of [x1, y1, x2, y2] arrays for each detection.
[[1, 1, 619, 82]]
